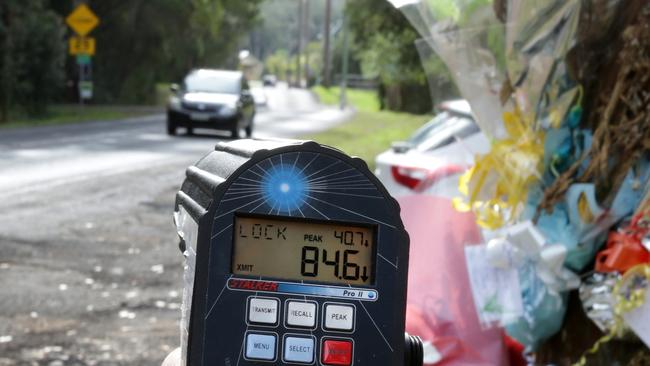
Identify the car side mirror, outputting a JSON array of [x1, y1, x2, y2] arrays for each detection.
[[170, 84, 180, 93]]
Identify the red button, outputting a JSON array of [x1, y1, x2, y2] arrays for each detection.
[[321, 339, 353, 365]]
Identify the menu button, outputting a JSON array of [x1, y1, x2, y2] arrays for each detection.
[[245, 333, 277, 361]]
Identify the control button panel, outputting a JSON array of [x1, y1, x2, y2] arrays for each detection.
[[323, 303, 355, 332], [244, 298, 358, 364], [283, 335, 316, 364], [321, 339, 353, 365], [286, 300, 317, 329], [245, 332, 277, 361], [248, 297, 280, 326]]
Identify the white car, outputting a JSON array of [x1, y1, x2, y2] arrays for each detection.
[[374, 100, 489, 197], [250, 87, 268, 107]]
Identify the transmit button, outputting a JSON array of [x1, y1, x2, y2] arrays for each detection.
[[286, 301, 317, 328], [245, 333, 276, 361], [321, 339, 353, 365], [248, 297, 279, 325], [323, 304, 355, 331], [283, 336, 315, 364]]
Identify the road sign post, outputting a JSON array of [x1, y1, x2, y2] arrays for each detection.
[[66, 3, 99, 104], [76, 54, 91, 65], [79, 81, 93, 100]]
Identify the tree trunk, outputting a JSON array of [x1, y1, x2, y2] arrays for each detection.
[[525, 0, 650, 363], [296, 0, 303, 87], [0, 2, 12, 123]]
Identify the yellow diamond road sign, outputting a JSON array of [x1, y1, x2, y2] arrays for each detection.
[[66, 4, 99, 37]]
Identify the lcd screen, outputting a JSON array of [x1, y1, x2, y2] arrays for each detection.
[[232, 214, 376, 285]]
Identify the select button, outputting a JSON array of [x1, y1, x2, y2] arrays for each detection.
[[283, 336, 315, 364]]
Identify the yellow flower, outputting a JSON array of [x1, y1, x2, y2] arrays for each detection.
[[454, 108, 544, 229]]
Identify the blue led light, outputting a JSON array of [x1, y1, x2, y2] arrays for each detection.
[[262, 164, 307, 213]]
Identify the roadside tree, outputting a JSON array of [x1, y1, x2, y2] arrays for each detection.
[[0, 0, 66, 121]]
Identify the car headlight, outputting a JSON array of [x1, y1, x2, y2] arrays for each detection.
[[219, 105, 236, 117], [169, 96, 182, 111]]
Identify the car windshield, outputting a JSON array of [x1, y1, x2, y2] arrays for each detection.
[[184, 72, 241, 94], [411, 114, 478, 152], [407, 112, 450, 146]]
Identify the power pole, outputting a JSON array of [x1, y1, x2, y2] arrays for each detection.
[[296, 0, 303, 88], [322, 0, 332, 87], [340, 4, 349, 110], [303, 0, 310, 86]]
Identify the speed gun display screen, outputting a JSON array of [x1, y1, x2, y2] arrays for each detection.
[[232, 214, 376, 285]]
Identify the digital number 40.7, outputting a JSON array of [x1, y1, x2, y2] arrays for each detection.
[[334, 230, 370, 247]]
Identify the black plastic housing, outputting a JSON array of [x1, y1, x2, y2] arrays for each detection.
[[175, 139, 410, 366]]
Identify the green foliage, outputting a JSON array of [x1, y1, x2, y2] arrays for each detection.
[[256, 0, 347, 86], [0, 0, 66, 120], [344, 0, 448, 114], [83, 0, 262, 103], [305, 41, 324, 83], [342, 0, 503, 114], [356, 31, 427, 86], [254, 0, 301, 62], [265, 49, 291, 81], [253, 0, 344, 62], [347, 0, 424, 85], [425, 0, 463, 22], [264, 41, 325, 85], [0, 0, 264, 119]]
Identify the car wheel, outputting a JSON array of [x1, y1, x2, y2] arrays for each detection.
[[187, 127, 194, 135], [167, 120, 177, 136]]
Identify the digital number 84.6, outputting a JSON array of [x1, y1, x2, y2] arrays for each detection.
[[300, 246, 369, 282]]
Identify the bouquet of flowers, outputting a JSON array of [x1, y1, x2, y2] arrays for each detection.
[[390, 0, 650, 363]]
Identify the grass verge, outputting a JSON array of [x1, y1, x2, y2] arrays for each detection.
[[311, 86, 380, 112], [302, 110, 430, 170], [0, 105, 158, 129]]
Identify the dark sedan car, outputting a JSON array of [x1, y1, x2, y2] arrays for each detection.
[[167, 69, 255, 137]]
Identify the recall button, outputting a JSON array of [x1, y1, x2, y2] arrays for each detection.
[[321, 339, 353, 365], [324, 304, 355, 331], [248, 297, 279, 325], [283, 336, 315, 364], [286, 301, 317, 328]]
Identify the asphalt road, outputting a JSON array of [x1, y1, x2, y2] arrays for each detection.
[[0, 85, 351, 365]]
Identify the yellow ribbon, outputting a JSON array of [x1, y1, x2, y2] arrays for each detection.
[[573, 264, 650, 366], [453, 108, 545, 229]]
